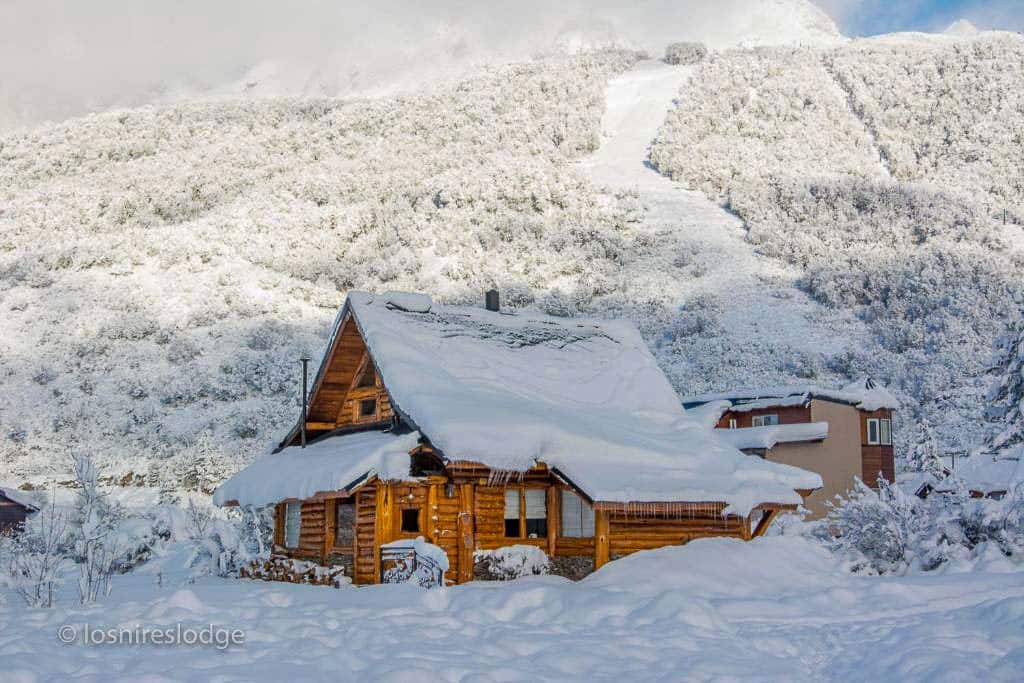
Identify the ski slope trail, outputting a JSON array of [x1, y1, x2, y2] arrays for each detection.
[[579, 60, 869, 388]]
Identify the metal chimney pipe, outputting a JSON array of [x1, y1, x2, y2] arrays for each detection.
[[300, 357, 311, 448]]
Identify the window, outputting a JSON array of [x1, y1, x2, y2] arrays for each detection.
[[400, 508, 420, 533], [504, 489, 520, 537], [560, 490, 595, 538], [879, 418, 892, 446], [867, 418, 880, 445], [335, 501, 355, 547], [284, 502, 301, 549], [359, 398, 377, 419], [504, 487, 548, 539], [752, 414, 779, 427], [524, 489, 547, 538], [728, 418, 737, 429]]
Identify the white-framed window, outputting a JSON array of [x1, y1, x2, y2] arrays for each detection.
[[560, 490, 595, 538], [879, 418, 892, 446], [284, 502, 301, 549], [752, 414, 779, 427], [866, 418, 880, 445], [728, 418, 738, 429]]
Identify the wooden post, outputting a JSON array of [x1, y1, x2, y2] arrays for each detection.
[[456, 483, 475, 584], [273, 504, 284, 547], [752, 509, 779, 538], [741, 512, 752, 541], [374, 483, 392, 584], [594, 508, 610, 570], [427, 483, 439, 544], [546, 486, 559, 558], [323, 499, 337, 562]]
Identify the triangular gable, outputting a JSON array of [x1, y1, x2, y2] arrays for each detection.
[[280, 308, 398, 449]]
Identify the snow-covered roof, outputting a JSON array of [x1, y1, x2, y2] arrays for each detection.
[[0, 486, 40, 511], [213, 431, 421, 507], [716, 423, 829, 451], [682, 378, 899, 412], [942, 447, 1024, 495], [220, 291, 822, 515]]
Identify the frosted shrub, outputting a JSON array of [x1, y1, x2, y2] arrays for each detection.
[[0, 495, 70, 607], [664, 42, 708, 65], [825, 479, 937, 574], [474, 545, 551, 580], [68, 453, 124, 604]]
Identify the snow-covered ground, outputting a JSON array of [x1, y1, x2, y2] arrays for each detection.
[[578, 60, 868, 381], [3, 536, 1022, 681]]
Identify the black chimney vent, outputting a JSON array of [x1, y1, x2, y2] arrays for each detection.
[[485, 289, 500, 312]]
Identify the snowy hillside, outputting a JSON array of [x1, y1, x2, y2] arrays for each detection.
[[1, 16, 1022, 492], [650, 30, 1024, 460]]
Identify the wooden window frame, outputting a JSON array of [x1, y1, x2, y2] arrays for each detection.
[[559, 489, 594, 539], [752, 414, 779, 427], [866, 418, 880, 445], [728, 418, 737, 429], [284, 501, 301, 549], [879, 418, 892, 446], [503, 485, 548, 540]]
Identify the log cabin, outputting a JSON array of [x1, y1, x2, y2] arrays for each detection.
[[214, 291, 822, 585], [0, 487, 39, 535], [683, 380, 899, 518]]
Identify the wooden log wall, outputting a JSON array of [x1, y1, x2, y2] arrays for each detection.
[[607, 512, 745, 558], [354, 486, 378, 585]]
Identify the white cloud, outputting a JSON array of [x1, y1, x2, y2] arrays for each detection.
[[0, 0, 840, 130]]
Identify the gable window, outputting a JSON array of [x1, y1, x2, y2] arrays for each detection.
[[867, 418, 880, 445], [560, 490, 595, 538], [284, 502, 301, 549], [400, 508, 420, 533], [359, 398, 377, 419], [728, 418, 738, 429], [752, 414, 779, 427], [879, 418, 892, 446], [504, 489, 520, 537]]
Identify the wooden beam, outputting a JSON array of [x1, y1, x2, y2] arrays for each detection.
[[546, 486, 559, 558], [323, 499, 336, 562], [305, 421, 337, 431], [456, 483, 475, 584], [594, 509, 610, 570], [752, 509, 779, 538], [374, 483, 392, 584]]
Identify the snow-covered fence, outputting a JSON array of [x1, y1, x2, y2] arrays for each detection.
[[664, 42, 707, 65], [380, 537, 448, 588]]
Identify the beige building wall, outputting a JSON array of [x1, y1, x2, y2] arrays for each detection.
[[765, 399, 863, 519]]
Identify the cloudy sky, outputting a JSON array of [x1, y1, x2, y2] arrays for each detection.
[[0, 1, 1021, 130]]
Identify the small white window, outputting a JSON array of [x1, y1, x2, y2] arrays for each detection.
[[879, 418, 892, 446], [560, 490, 595, 538], [284, 502, 301, 549], [867, 419, 880, 445], [728, 419, 738, 429], [752, 414, 779, 427]]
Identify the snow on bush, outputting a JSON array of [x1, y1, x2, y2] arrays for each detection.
[[825, 34, 1024, 218], [986, 318, 1024, 451], [0, 50, 642, 487], [663, 42, 708, 65], [474, 544, 551, 580]]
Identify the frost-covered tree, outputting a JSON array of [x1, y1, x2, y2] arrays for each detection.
[[986, 318, 1024, 451], [0, 493, 69, 607], [68, 453, 123, 604]]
